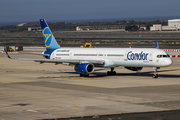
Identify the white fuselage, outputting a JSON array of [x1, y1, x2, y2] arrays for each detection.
[[49, 48, 172, 68]]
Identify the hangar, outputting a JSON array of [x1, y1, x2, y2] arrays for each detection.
[[168, 19, 180, 28], [151, 19, 180, 31]]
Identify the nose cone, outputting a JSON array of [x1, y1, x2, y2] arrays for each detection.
[[164, 58, 173, 66]]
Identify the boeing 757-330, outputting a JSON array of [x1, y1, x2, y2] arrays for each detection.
[[4, 19, 172, 78]]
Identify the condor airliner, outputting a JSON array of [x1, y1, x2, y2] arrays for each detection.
[[5, 19, 173, 78]]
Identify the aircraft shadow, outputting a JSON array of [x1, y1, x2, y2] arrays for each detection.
[[66, 68, 180, 78], [42, 68, 180, 79]]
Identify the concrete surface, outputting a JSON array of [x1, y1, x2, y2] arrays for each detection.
[[0, 53, 180, 120]]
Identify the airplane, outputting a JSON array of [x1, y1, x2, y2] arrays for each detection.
[[4, 19, 173, 78]]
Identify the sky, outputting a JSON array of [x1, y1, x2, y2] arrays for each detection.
[[1, 0, 180, 24]]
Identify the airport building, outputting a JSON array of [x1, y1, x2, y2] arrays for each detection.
[[168, 19, 180, 28], [76, 25, 126, 31], [150, 19, 180, 31], [28, 27, 41, 31]]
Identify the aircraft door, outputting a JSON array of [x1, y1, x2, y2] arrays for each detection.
[[70, 52, 72, 59], [149, 52, 153, 61], [52, 53, 55, 59], [124, 51, 128, 61]]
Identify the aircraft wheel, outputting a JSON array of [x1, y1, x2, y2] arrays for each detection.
[[107, 71, 116, 75], [153, 74, 158, 78], [80, 74, 89, 77], [84, 74, 89, 77], [113, 71, 116, 75], [80, 74, 83, 77]]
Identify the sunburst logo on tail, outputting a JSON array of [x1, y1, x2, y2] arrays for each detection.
[[43, 27, 53, 47]]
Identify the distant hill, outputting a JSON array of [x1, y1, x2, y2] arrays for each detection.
[[23, 22, 40, 27]]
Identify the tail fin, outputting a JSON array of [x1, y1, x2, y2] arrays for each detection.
[[40, 19, 60, 51], [156, 41, 159, 49]]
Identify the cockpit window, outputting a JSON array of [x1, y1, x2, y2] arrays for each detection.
[[163, 55, 168, 57], [157, 55, 162, 58], [157, 54, 170, 58]]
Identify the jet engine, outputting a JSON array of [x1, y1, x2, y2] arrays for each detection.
[[75, 63, 94, 74], [124, 67, 143, 71]]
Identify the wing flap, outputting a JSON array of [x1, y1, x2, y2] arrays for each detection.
[[17, 58, 104, 64]]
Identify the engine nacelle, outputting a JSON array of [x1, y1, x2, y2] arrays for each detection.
[[124, 66, 143, 71], [75, 63, 94, 74]]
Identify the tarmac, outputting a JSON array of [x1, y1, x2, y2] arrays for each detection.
[[0, 53, 180, 120]]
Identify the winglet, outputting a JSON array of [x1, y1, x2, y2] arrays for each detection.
[[156, 41, 159, 49], [4, 48, 12, 59]]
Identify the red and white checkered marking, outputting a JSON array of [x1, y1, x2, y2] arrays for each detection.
[[171, 55, 180, 58], [163, 49, 180, 52]]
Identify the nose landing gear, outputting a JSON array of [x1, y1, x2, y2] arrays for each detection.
[[152, 67, 160, 78]]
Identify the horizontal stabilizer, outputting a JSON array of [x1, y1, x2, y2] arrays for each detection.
[[19, 52, 49, 56]]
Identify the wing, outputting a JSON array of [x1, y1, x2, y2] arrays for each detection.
[[4, 49, 104, 65], [17, 58, 104, 64]]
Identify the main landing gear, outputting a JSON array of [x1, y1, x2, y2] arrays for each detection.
[[107, 67, 116, 75], [152, 67, 159, 78]]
